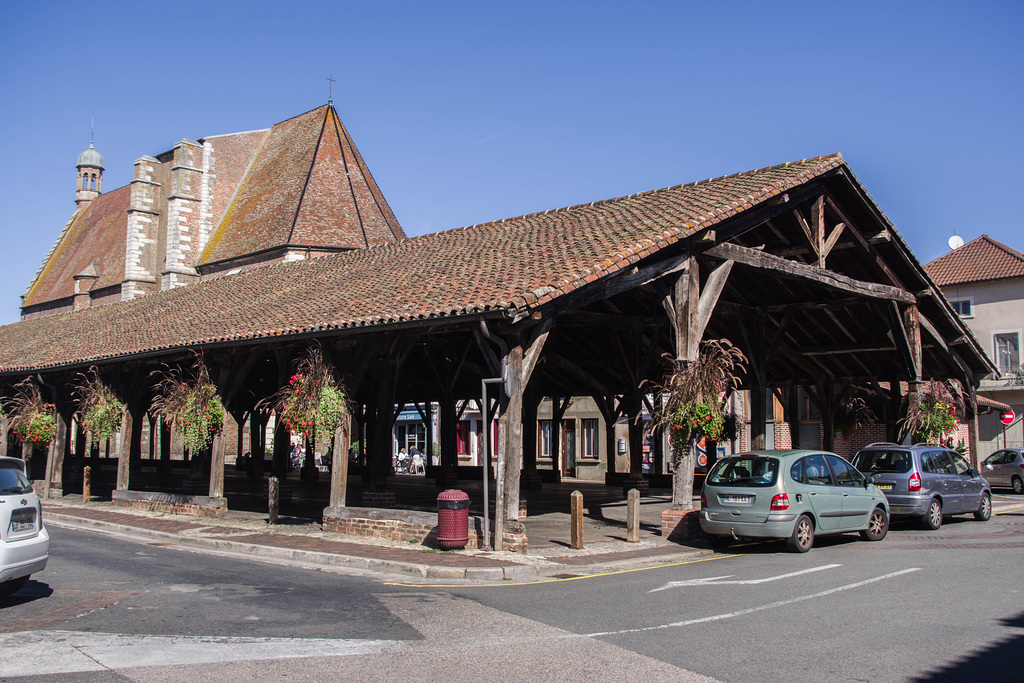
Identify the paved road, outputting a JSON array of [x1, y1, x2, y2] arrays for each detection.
[[3, 505, 1024, 681]]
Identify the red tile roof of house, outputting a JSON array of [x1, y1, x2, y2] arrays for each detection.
[[200, 105, 406, 265], [0, 154, 844, 372], [925, 235, 1024, 286]]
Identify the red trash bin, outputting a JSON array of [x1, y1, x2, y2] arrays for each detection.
[[437, 489, 470, 550]]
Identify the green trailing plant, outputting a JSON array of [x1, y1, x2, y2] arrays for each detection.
[[650, 339, 747, 464], [6, 378, 56, 445], [151, 357, 224, 454], [73, 367, 124, 441], [901, 380, 961, 445], [270, 346, 348, 444]]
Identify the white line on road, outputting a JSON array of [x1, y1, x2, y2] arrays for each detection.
[[0, 630, 410, 677], [650, 563, 842, 592], [585, 567, 922, 638]]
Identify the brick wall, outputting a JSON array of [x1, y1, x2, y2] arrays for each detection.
[[111, 490, 226, 518]]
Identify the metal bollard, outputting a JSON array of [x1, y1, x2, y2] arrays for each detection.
[[268, 476, 279, 525], [626, 488, 640, 543], [570, 490, 584, 550], [83, 466, 92, 503]]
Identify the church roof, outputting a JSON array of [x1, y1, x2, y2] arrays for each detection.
[[22, 185, 131, 306], [199, 104, 406, 265], [23, 104, 405, 314], [925, 234, 1024, 286], [0, 154, 845, 372]]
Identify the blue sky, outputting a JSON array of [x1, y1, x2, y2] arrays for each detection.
[[1, 0, 1021, 324]]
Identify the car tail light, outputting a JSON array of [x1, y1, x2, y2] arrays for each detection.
[[701, 491, 707, 509], [771, 493, 790, 511], [909, 472, 922, 492]]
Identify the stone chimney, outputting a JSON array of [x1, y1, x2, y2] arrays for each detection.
[[73, 264, 100, 311]]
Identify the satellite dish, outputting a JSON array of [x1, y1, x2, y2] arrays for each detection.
[[948, 235, 964, 250]]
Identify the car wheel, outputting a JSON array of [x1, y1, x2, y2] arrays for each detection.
[[0, 576, 29, 598], [1012, 476, 1023, 495], [860, 506, 889, 541], [786, 514, 814, 553], [974, 492, 992, 521], [706, 533, 733, 549], [922, 499, 943, 530]]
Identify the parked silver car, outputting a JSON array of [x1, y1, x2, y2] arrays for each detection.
[[851, 443, 991, 530], [700, 450, 890, 553], [0, 457, 49, 597], [980, 448, 1024, 493]]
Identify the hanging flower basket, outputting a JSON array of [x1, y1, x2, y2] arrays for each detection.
[[151, 357, 224, 454], [5, 378, 56, 445], [902, 380, 961, 444], [73, 367, 124, 441], [271, 347, 347, 444]]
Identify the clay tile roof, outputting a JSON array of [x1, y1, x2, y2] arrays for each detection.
[[926, 235, 1024, 286], [200, 105, 405, 266], [0, 154, 844, 372], [22, 185, 131, 307]]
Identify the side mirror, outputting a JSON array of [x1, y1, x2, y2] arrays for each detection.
[[969, 468, 981, 478]]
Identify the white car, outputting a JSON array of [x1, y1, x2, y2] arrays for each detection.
[[0, 456, 49, 597]]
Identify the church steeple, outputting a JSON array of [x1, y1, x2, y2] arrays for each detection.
[[76, 139, 105, 208]]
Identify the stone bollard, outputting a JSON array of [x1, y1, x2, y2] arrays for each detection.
[[83, 466, 92, 503], [626, 488, 640, 543], [268, 476, 280, 525], [570, 490, 584, 550]]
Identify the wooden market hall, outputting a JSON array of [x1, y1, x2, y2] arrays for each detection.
[[0, 104, 995, 549]]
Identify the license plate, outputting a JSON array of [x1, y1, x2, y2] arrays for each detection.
[[721, 494, 752, 504], [875, 483, 893, 490], [10, 509, 35, 533]]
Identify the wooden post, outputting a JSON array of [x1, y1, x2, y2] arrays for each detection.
[[626, 487, 640, 543], [208, 431, 226, 498], [45, 410, 69, 499], [328, 415, 351, 508], [83, 466, 92, 503], [116, 409, 132, 491], [570, 489, 584, 550], [268, 476, 279, 524]]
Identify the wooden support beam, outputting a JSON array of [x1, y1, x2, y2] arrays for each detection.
[[695, 259, 734, 340], [705, 242, 915, 304]]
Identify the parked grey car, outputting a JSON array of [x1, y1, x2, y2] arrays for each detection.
[[851, 443, 991, 530], [700, 450, 890, 553], [980, 448, 1024, 493]]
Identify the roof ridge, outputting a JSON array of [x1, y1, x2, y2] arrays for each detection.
[[419, 153, 844, 238], [980, 234, 1024, 262]]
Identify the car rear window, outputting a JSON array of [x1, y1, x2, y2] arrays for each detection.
[[853, 450, 912, 474], [707, 456, 779, 487], [0, 467, 31, 494]]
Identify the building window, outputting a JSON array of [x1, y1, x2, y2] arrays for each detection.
[[539, 419, 552, 457], [582, 419, 598, 458], [949, 298, 973, 317], [995, 332, 1021, 376]]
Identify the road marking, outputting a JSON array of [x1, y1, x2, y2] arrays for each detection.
[[650, 563, 842, 592], [582, 567, 922, 638], [383, 553, 742, 588], [0, 630, 410, 677]]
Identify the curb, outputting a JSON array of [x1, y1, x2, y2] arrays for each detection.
[[43, 512, 539, 582]]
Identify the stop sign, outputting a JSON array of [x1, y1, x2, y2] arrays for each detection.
[[1002, 410, 1016, 425]]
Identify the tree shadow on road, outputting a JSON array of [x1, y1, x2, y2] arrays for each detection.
[[910, 611, 1024, 682]]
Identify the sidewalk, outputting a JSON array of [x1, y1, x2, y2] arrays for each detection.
[[40, 491, 713, 583], [41, 490, 1024, 584]]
